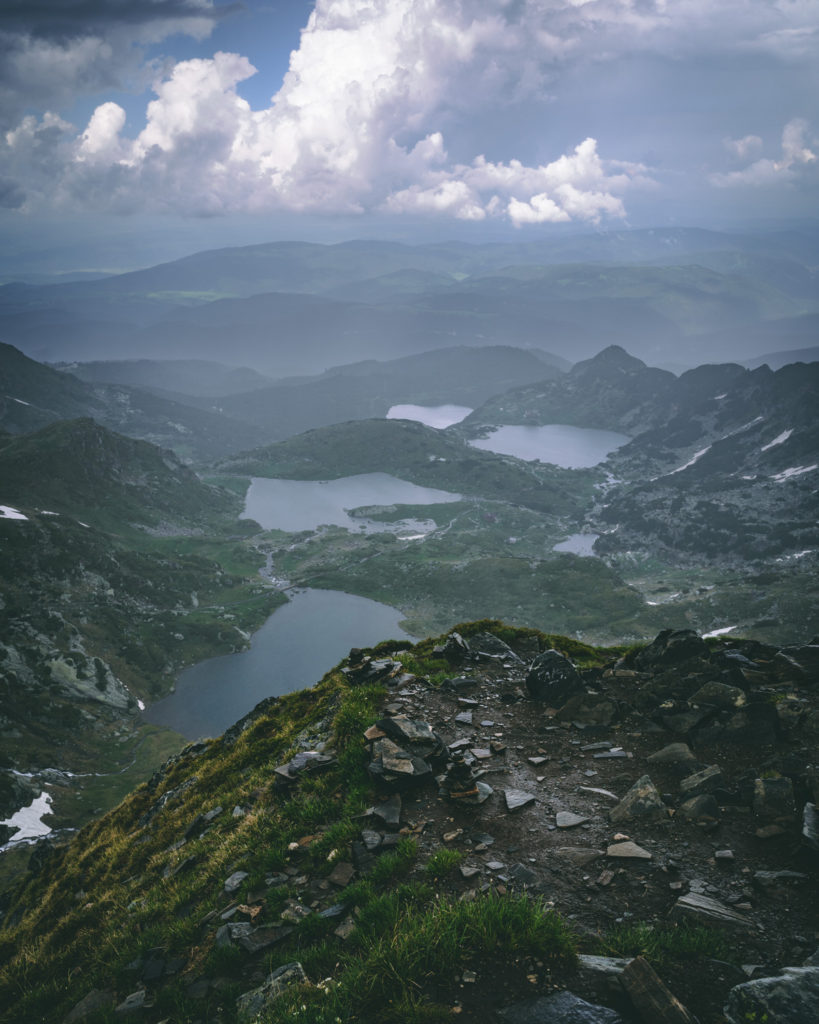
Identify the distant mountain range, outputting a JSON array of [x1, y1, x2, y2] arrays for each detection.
[[1, 228, 816, 372]]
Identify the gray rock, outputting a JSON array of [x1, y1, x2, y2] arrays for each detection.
[[468, 632, 523, 663], [690, 681, 746, 708], [236, 962, 308, 1023], [556, 694, 617, 727], [678, 794, 720, 821], [63, 989, 116, 1023], [609, 775, 667, 824], [672, 892, 751, 928], [115, 990, 148, 1014], [525, 650, 583, 705], [223, 870, 249, 894], [371, 793, 402, 827], [606, 841, 652, 860], [556, 847, 604, 866], [679, 765, 724, 798], [496, 989, 627, 1022], [633, 629, 709, 670], [724, 966, 819, 1024], [753, 870, 809, 889], [556, 811, 589, 829], [577, 955, 633, 977], [753, 777, 796, 822], [504, 789, 537, 812], [274, 749, 336, 784], [803, 802, 819, 855], [440, 631, 469, 662], [646, 743, 697, 766]]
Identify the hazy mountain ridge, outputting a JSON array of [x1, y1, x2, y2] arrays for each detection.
[[1, 229, 817, 372], [0, 344, 267, 461]]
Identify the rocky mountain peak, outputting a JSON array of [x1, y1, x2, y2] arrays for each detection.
[[570, 345, 649, 379]]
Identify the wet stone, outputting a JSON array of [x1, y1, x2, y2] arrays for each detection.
[[504, 789, 537, 812], [556, 811, 589, 829], [525, 649, 584, 705]]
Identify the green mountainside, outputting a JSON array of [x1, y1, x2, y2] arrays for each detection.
[[0, 622, 816, 1024], [0, 344, 264, 461]]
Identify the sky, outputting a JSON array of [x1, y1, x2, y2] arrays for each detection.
[[1, 0, 817, 273]]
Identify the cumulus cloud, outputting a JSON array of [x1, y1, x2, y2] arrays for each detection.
[[711, 118, 816, 187], [2, 0, 817, 223]]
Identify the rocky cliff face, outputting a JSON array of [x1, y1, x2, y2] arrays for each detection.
[[1, 622, 815, 1024]]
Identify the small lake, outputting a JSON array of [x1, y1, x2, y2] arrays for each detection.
[[387, 404, 473, 428], [468, 424, 629, 467], [143, 589, 412, 740], [242, 473, 461, 532], [553, 532, 599, 556]]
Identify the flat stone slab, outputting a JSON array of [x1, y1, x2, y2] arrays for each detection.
[[606, 841, 652, 859], [497, 990, 627, 1023], [504, 789, 537, 812], [556, 811, 589, 829], [555, 847, 604, 866], [672, 892, 752, 928], [224, 871, 249, 894]]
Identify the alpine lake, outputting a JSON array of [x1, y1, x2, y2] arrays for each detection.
[[145, 411, 628, 739]]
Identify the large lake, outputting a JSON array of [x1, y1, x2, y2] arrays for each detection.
[[387, 404, 472, 428], [242, 473, 461, 532], [143, 588, 411, 740], [468, 424, 629, 467]]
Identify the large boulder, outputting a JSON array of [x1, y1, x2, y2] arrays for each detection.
[[496, 990, 627, 1023], [632, 629, 709, 670], [525, 650, 583, 705], [724, 967, 819, 1024]]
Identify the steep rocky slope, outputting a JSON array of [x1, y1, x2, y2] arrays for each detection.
[[1, 622, 815, 1024]]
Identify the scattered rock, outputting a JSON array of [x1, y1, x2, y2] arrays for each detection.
[[236, 962, 308, 1023], [115, 990, 148, 1014], [609, 775, 667, 824], [678, 794, 720, 821], [274, 750, 336, 785], [468, 632, 523, 663]]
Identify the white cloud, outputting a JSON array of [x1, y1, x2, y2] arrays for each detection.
[[2, 0, 817, 223], [723, 134, 763, 161], [711, 118, 816, 187]]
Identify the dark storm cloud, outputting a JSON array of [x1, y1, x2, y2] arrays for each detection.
[[0, 0, 237, 128]]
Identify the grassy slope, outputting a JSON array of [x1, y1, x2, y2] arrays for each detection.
[[0, 623, 609, 1024]]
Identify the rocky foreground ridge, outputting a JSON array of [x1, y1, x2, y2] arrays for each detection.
[[0, 623, 817, 1024]]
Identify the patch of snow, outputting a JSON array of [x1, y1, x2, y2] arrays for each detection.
[[669, 446, 711, 474], [703, 626, 738, 638], [771, 464, 817, 483], [10, 396, 30, 406], [1, 791, 53, 846], [776, 550, 814, 562], [77, 521, 90, 528], [137, 699, 146, 711], [39, 510, 59, 516], [398, 534, 427, 541], [761, 429, 793, 452], [0, 504, 28, 520], [713, 393, 727, 400]]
